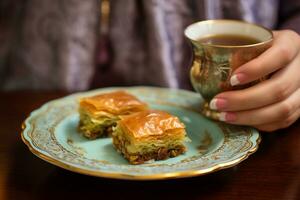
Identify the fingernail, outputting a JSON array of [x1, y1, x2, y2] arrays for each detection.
[[209, 98, 227, 110], [230, 73, 245, 86], [219, 112, 236, 122]]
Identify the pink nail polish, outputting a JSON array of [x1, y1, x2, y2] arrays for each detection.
[[209, 98, 227, 110], [230, 73, 246, 86], [226, 112, 237, 122], [219, 112, 236, 122]]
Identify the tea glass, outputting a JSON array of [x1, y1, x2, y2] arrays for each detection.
[[184, 20, 273, 120]]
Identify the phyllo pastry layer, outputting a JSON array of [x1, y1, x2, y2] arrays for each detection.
[[78, 91, 148, 139], [112, 110, 187, 164]]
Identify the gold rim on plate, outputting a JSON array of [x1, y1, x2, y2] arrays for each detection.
[[21, 121, 261, 180]]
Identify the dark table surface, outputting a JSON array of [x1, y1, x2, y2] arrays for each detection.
[[1, 91, 300, 200]]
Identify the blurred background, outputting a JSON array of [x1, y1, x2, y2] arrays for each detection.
[[0, 0, 299, 91]]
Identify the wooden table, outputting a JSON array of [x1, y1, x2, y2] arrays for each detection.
[[1, 91, 300, 200]]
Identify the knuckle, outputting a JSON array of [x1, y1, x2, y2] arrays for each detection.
[[277, 45, 293, 61], [273, 82, 290, 102], [279, 102, 294, 118]]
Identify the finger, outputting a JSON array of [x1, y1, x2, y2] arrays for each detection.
[[230, 30, 300, 86], [254, 108, 300, 132], [210, 53, 300, 112], [218, 88, 300, 126]]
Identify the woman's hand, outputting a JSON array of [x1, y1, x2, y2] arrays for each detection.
[[209, 30, 300, 132]]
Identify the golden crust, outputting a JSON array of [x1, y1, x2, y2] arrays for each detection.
[[79, 91, 148, 116], [119, 110, 186, 140]]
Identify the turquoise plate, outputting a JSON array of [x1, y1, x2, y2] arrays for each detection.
[[21, 87, 260, 180]]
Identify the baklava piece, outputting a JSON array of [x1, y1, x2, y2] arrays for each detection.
[[113, 110, 187, 164], [78, 91, 148, 139]]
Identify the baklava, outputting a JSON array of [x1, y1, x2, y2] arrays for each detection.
[[112, 110, 187, 164], [78, 91, 148, 139]]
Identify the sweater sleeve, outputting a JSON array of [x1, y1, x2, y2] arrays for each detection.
[[278, 0, 300, 34]]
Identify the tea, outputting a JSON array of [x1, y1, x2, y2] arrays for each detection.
[[197, 34, 261, 46]]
